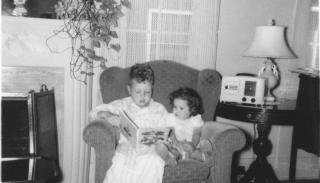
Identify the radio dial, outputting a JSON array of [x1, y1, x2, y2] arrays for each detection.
[[251, 98, 256, 103], [242, 97, 247, 102]]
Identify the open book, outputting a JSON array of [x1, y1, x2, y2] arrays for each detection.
[[119, 110, 171, 148]]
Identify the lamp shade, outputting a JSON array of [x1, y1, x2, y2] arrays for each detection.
[[243, 26, 296, 58]]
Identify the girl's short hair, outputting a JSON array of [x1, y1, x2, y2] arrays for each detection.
[[129, 63, 155, 85], [169, 87, 204, 116]]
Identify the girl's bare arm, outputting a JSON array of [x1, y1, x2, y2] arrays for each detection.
[[191, 127, 202, 147]]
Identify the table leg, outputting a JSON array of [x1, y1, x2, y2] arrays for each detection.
[[289, 129, 298, 183], [239, 115, 279, 183]]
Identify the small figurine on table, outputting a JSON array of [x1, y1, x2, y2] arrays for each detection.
[[12, 0, 28, 17]]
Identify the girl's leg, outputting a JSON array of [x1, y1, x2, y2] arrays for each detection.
[[155, 143, 170, 161], [198, 139, 213, 153], [190, 139, 213, 161], [155, 143, 178, 166]]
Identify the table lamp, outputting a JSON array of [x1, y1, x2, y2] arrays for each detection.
[[243, 20, 296, 102]]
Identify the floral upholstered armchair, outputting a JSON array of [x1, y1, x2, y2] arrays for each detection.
[[83, 60, 246, 183]]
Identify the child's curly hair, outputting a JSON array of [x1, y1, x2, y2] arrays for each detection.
[[129, 63, 155, 85], [169, 87, 204, 117]]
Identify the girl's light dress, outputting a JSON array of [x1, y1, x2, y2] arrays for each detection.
[[89, 97, 168, 183], [164, 113, 204, 158], [165, 113, 204, 142]]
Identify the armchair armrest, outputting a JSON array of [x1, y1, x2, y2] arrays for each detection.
[[83, 120, 118, 183], [202, 121, 246, 183]]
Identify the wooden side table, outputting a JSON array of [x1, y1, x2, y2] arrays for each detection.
[[289, 74, 319, 183], [216, 99, 296, 183]]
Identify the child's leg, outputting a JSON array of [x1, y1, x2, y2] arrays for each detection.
[[155, 143, 179, 166], [179, 141, 196, 159], [155, 143, 170, 161], [198, 139, 213, 153], [190, 139, 213, 161]]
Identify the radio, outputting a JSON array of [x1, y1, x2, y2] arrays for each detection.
[[220, 76, 266, 105]]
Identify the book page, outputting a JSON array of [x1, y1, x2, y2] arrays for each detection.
[[119, 111, 172, 147], [138, 127, 172, 145], [119, 111, 139, 147]]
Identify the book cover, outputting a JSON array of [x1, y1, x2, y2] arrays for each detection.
[[119, 111, 171, 148]]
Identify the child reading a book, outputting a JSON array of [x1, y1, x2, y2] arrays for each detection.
[[89, 63, 168, 183], [155, 87, 211, 165]]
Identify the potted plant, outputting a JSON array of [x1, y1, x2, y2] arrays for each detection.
[[51, 0, 130, 84]]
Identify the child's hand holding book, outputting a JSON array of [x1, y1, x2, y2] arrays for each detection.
[[97, 111, 120, 126]]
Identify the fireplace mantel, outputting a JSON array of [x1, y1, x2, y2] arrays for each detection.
[[2, 16, 71, 67], [2, 16, 63, 26]]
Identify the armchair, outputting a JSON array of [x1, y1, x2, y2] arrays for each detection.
[[83, 60, 246, 183]]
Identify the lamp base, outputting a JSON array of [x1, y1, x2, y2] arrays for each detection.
[[259, 58, 279, 103]]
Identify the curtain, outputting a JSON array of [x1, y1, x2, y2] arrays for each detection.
[[293, 0, 319, 69], [102, 0, 220, 70]]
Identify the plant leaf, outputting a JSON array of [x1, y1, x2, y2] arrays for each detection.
[[121, 0, 131, 8], [87, 72, 95, 76], [109, 17, 118, 27], [104, 0, 117, 6], [84, 48, 95, 55], [87, 53, 96, 59], [110, 31, 118, 38], [110, 44, 121, 52], [115, 4, 122, 11], [104, 36, 111, 45], [114, 10, 125, 18], [83, 57, 89, 63], [100, 61, 107, 68], [92, 40, 101, 48], [93, 55, 105, 61]]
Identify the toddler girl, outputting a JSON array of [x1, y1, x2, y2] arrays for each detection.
[[156, 87, 205, 165], [89, 63, 168, 183]]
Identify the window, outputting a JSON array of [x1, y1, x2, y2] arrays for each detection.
[[147, 9, 192, 63], [117, 0, 220, 69]]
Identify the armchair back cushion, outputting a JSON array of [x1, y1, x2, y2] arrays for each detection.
[[100, 60, 221, 120]]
